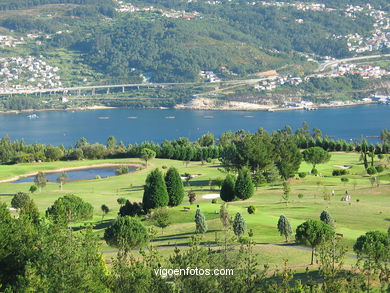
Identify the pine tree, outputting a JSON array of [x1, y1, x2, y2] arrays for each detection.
[[233, 212, 246, 237], [277, 215, 293, 242], [142, 169, 169, 211], [320, 210, 334, 226], [165, 167, 185, 206], [220, 174, 236, 202], [195, 207, 208, 234], [234, 167, 254, 200]]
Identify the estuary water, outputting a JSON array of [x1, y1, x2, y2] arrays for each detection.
[[0, 104, 388, 146]]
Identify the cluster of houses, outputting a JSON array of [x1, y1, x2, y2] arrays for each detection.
[[345, 5, 390, 53], [0, 56, 61, 94], [115, 1, 200, 19], [255, 75, 303, 91], [258, 1, 333, 12], [0, 35, 25, 48], [329, 63, 389, 79], [367, 95, 390, 104], [200, 71, 221, 83]]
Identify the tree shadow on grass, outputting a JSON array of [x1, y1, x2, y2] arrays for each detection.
[[0, 193, 15, 197], [385, 218, 390, 221], [93, 219, 114, 230], [120, 186, 144, 192], [154, 230, 221, 242]]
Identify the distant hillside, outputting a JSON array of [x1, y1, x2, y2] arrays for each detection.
[[0, 0, 387, 83]]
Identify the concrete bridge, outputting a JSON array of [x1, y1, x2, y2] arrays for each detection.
[[0, 78, 265, 97]]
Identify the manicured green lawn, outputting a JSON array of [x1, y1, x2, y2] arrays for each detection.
[[1, 153, 389, 270]]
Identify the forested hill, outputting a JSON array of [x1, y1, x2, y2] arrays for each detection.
[[0, 0, 388, 83]]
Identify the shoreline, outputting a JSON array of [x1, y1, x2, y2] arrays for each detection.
[[0, 100, 383, 115], [0, 105, 117, 115], [0, 163, 144, 184]]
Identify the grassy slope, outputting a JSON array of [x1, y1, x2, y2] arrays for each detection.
[[0, 152, 389, 270]]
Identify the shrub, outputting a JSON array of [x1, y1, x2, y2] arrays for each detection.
[[95, 175, 101, 179], [206, 158, 212, 163], [104, 216, 149, 249], [29, 185, 37, 193], [332, 169, 348, 176], [366, 166, 377, 175], [247, 205, 256, 214], [311, 168, 318, 176], [115, 166, 129, 175], [162, 165, 167, 169], [375, 165, 384, 173], [378, 154, 384, 160], [119, 200, 144, 217], [298, 193, 304, 199], [298, 172, 307, 178], [211, 199, 217, 204], [340, 177, 349, 183], [11, 192, 30, 209], [46, 194, 93, 223]]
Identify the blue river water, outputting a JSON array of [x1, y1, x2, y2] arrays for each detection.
[[0, 104, 388, 146]]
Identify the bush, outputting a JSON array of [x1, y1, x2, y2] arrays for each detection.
[[11, 192, 30, 209], [104, 216, 149, 249], [340, 177, 349, 183], [46, 194, 93, 223], [115, 166, 129, 175], [375, 165, 384, 173], [119, 200, 144, 217], [332, 169, 348, 176], [29, 185, 37, 193], [95, 175, 101, 179], [298, 193, 304, 199], [298, 172, 307, 178], [247, 205, 256, 214], [206, 158, 212, 163], [366, 166, 377, 175], [211, 199, 217, 204], [378, 154, 384, 159], [311, 168, 318, 176], [162, 165, 167, 169]]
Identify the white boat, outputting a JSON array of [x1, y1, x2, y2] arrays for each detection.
[[27, 114, 39, 119]]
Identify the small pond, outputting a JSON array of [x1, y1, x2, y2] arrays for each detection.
[[13, 166, 137, 183]]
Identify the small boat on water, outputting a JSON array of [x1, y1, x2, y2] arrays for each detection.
[[203, 115, 214, 119], [165, 116, 175, 119], [27, 114, 39, 119], [244, 115, 254, 118], [98, 117, 110, 120], [128, 116, 138, 119]]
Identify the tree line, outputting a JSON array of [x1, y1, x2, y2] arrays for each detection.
[[1, 125, 389, 166]]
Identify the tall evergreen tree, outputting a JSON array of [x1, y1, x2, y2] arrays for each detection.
[[234, 167, 254, 200], [272, 131, 302, 180], [165, 167, 185, 206], [320, 210, 334, 226], [233, 212, 246, 237], [142, 169, 169, 211], [277, 215, 293, 242], [220, 174, 236, 202], [195, 207, 207, 234]]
